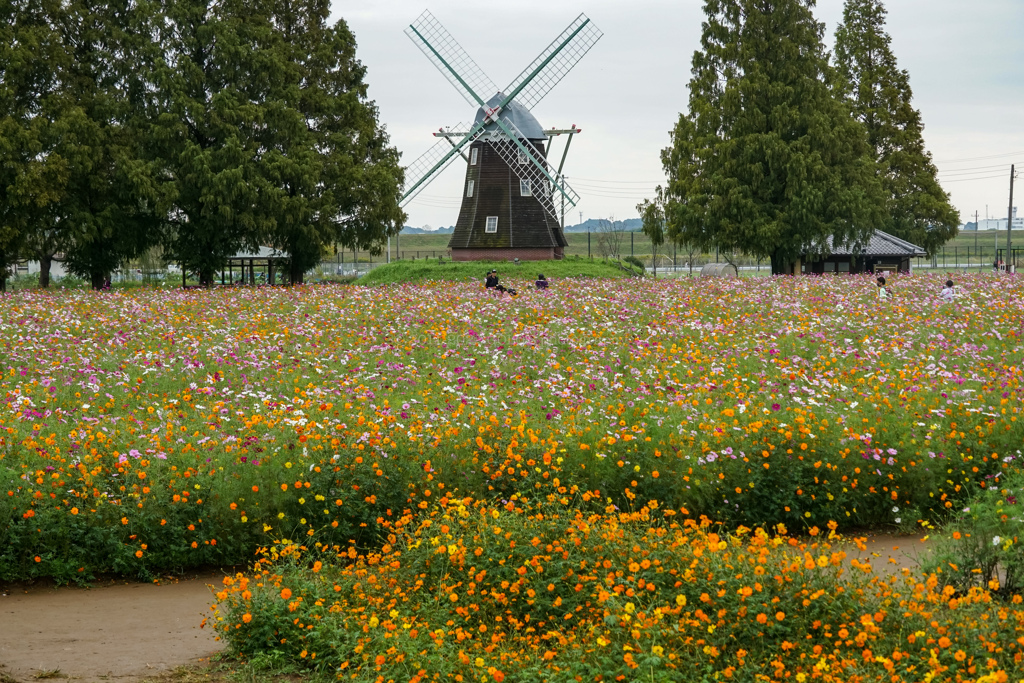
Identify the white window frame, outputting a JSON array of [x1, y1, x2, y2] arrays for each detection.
[[520, 179, 531, 196], [485, 216, 498, 233], [470, 147, 478, 165], [466, 179, 474, 198], [517, 149, 528, 165]]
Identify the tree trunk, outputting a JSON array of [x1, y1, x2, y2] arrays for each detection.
[[90, 271, 106, 290], [770, 252, 789, 275], [199, 269, 215, 287], [39, 253, 53, 289], [290, 260, 304, 285]]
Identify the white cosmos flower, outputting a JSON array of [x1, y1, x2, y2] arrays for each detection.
[[993, 536, 1002, 546]]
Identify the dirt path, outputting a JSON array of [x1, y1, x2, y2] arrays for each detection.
[[838, 533, 932, 574], [0, 573, 225, 683]]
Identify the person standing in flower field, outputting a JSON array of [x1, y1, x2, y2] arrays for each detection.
[[876, 276, 893, 299]]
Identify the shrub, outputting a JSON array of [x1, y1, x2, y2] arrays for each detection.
[[213, 498, 1024, 682], [924, 459, 1024, 596]]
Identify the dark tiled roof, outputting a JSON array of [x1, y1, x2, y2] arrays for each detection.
[[816, 230, 926, 258]]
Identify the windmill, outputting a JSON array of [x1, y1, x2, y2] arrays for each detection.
[[402, 11, 602, 261]]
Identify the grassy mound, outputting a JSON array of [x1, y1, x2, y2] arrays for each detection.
[[357, 259, 634, 286]]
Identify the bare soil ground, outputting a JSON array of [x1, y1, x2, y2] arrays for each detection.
[[0, 573, 224, 683], [0, 534, 932, 683]]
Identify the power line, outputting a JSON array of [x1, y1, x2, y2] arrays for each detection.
[[940, 173, 1009, 183], [568, 176, 665, 185], [934, 150, 1024, 164], [937, 163, 1017, 175]]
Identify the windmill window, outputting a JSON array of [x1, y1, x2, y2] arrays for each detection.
[[520, 179, 531, 196], [485, 216, 498, 233], [466, 180, 474, 198], [470, 148, 478, 165], [517, 149, 528, 165]]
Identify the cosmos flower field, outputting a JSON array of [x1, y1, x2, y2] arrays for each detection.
[[3, 273, 1024, 680]]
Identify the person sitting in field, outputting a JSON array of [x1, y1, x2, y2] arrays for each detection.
[[939, 279, 956, 301], [876, 276, 892, 299], [485, 270, 498, 290], [535, 274, 548, 290]]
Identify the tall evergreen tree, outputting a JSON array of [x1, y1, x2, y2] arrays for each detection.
[[257, 0, 405, 283], [662, 0, 884, 274], [1, 0, 158, 290], [150, 0, 274, 285], [0, 0, 65, 291], [48, 0, 160, 289], [835, 0, 958, 255]]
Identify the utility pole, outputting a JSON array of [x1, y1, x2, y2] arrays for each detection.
[[1008, 164, 1016, 272], [974, 210, 979, 253]]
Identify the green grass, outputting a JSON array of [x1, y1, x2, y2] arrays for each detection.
[[357, 258, 633, 286]]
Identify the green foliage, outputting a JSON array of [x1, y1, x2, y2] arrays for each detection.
[[149, 0, 404, 285], [0, 0, 160, 290], [255, 0, 405, 283], [149, 0, 275, 284], [623, 255, 645, 270], [662, 0, 885, 274], [637, 191, 665, 275], [924, 466, 1024, 596], [834, 0, 959, 256]]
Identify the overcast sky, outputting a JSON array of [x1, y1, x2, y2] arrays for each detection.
[[331, 0, 1024, 229]]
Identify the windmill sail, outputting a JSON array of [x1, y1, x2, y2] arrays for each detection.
[[483, 118, 579, 222], [502, 14, 603, 111], [401, 124, 475, 204], [405, 11, 496, 107]]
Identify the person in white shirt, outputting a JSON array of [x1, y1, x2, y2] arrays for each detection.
[[939, 279, 956, 301]]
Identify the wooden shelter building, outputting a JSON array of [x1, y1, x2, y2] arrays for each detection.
[[799, 230, 926, 275]]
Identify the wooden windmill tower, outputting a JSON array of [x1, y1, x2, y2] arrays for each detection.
[[402, 11, 602, 261]]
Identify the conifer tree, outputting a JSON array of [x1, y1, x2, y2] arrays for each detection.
[[835, 0, 958, 255], [49, 0, 160, 289], [1, 0, 158, 290], [152, 0, 404, 285], [150, 0, 274, 285], [257, 0, 405, 283], [0, 0, 63, 291], [662, 0, 884, 274]]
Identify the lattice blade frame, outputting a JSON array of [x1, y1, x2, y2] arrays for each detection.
[[406, 11, 496, 107], [484, 118, 580, 223], [401, 122, 479, 204], [501, 14, 602, 111]]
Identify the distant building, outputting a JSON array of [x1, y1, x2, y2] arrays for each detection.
[[799, 229, 926, 275], [977, 207, 1022, 231]]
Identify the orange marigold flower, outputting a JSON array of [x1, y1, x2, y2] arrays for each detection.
[[938, 636, 951, 648], [775, 611, 785, 621], [281, 588, 292, 600], [242, 613, 252, 624]]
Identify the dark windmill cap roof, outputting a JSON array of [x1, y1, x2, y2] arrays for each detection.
[[474, 92, 545, 140]]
